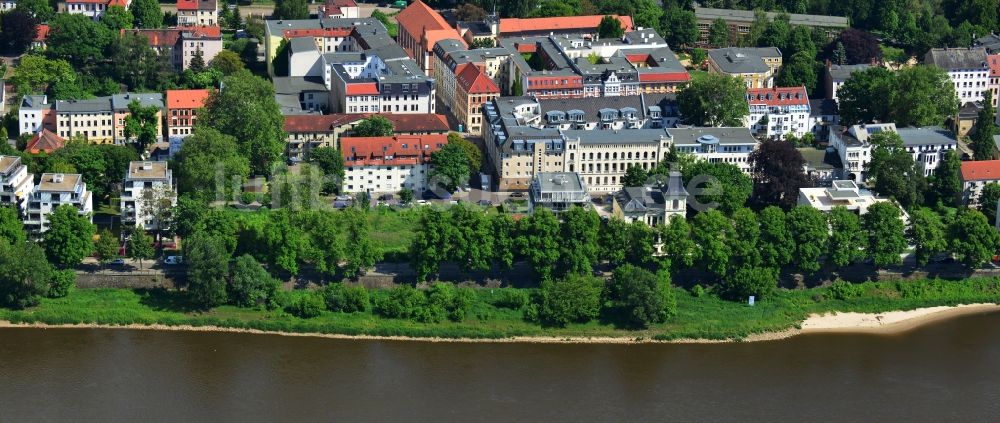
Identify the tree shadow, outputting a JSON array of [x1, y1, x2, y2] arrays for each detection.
[[136, 288, 203, 313]]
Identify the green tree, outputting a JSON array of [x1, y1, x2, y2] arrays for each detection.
[[677, 73, 749, 127], [274, 0, 309, 20], [210, 50, 245, 75], [729, 208, 761, 270], [690, 48, 707, 66], [189, 47, 206, 72], [101, 6, 134, 31], [599, 217, 629, 266], [597, 15, 624, 39], [447, 133, 483, 174], [659, 215, 697, 270], [43, 205, 95, 268], [633, 0, 664, 33], [930, 150, 963, 207], [322, 283, 370, 313], [410, 208, 449, 281], [45, 14, 115, 69], [538, 274, 604, 327], [429, 142, 471, 192], [127, 226, 154, 270], [691, 209, 733, 278], [517, 208, 561, 281], [230, 5, 244, 30], [665, 8, 698, 48], [775, 51, 818, 93], [622, 165, 649, 187], [228, 254, 279, 308], [15, 0, 54, 22], [624, 221, 655, 266], [971, 91, 998, 161], [758, 206, 794, 269], [948, 209, 1000, 269], [0, 207, 26, 246], [93, 229, 120, 265], [185, 232, 230, 309], [747, 138, 810, 209], [838, 67, 896, 125], [863, 202, 907, 268], [305, 146, 344, 195], [605, 265, 675, 328], [726, 265, 779, 300], [445, 204, 493, 272], [175, 127, 251, 201], [827, 206, 865, 267], [682, 161, 752, 214], [0, 9, 38, 55], [557, 206, 600, 276], [342, 208, 381, 278], [0, 240, 53, 309], [201, 70, 286, 176], [786, 206, 827, 273], [865, 131, 924, 209], [708, 18, 730, 47], [10, 55, 76, 95], [979, 183, 1000, 226], [287, 292, 324, 318], [123, 99, 160, 152], [129, 0, 163, 28], [892, 65, 958, 127], [908, 207, 948, 267], [352, 115, 394, 137], [111, 32, 168, 91], [399, 188, 414, 205]]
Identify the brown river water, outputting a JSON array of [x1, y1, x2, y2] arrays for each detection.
[[2, 312, 1000, 422]]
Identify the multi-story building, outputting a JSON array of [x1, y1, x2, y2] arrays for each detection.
[[809, 98, 840, 137], [454, 63, 499, 135], [924, 47, 989, 104], [33, 24, 49, 50], [165, 89, 210, 140], [798, 180, 893, 215], [825, 63, 870, 102], [274, 75, 329, 115], [121, 161, 176, 231], [828, 123, 894, 181], [960, 160, 1000, 206], [264, 17, 391, 75], [528, 172, 590, 213], [989, 54, 1000, 124], [23, 173, 93, 233], [536, 95, 650, 131], [26, 93, 164, 144], [321, 0, 359, 18], [896, 127, 959, 177], [128, 26, 223, 71], [395, 0, 466, 74], [564, 129, 672, 192], [669, 127, 759, 174], [745, 86, 811, 139], [177, 0, 217, 26], [340, 134, 448, 194], [708, 47, 782, 89], [694, 7, 848, 47], [798, 147, 844, 184], [18, 95, 55, 135], [60, 0, 131, 21], [283, 113, 449, 161], [0, 156, 34, 213], [612, 171, 688, 226], [431, 40, 510, 118]]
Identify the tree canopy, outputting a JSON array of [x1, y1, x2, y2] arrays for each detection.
[[677, 73, 749, 127], [200, 70, 286, 176]]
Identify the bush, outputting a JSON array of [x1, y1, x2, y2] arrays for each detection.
[[322, 283, 370, 313], [372, 285, 426, 319], [47, 270, 76, 298], [286, 293, 324, 318], [490, 288, 529, 309], [604, 265, 675, 328], [538, 274, 604, 327], [690, 284, 705, 297], [828, 281, 864, 301], [228, 254, 280, 308], [426, 283, 475, 322]]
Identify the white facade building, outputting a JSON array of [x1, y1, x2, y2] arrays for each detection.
[[745, 86, 811, 139], [18, 95, 50, 135], [960, 160, 1000, 206], [0, 156, 34, 214], [925, 48, 989, 104], [23, 173, 93, 233], [340, 134, 448, 194], [828, 123, 895, 181], [669, 127, 759, 174], [798, 180, 893, 215], [896, 127, 958, 177], [60, 0, 131, 21], [121, 161, 176, 231]]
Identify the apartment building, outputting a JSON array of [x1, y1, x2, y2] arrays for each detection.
[[669, 127, 759, 174], [321, 0, 359, 18], [528, 172, 590, 213], [924, 48, 989, 104], [28, 93, 164, 144], [0, 156, 34, 213], [896, 127, 959, 177], [165, 89, 211, 140], [121, 161, 176, 231], [23, 173, 93, 233], [60, 0, 131, 21], [177, 0, 217, 26], [989, 54, 1000, 124], [454, 63, 499, 135], [707, 47, 782, 89], [564, 129, 672, 192], [960, 160, 1000, 206], [128, 26, 223, 71], [283, 113, 449, 161], [340, 134, 448, 194], [18, 95, 55, 135], [828, 123, 895, 181], [825, 63, 870, 102], [745, 86, 811, 139], [395, 0, 466, 74]]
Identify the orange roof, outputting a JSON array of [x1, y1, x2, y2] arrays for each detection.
[[26, 129, 66, 155], [345, 83, 380, 96], [341, 134, 448, 167], [499, 15, 634, 35], [746, 86, 809, 106], [34, 24, 49, 42], [961, 160, 1000, 182], [396, 0, 465, 53], [186, 25, 222, 38], [177, 0, 198, 10], [455, 63, 499, 95], [639, 72, 691, 83], [166, 89, 211, 110], [284, 113, 450, 133], [989, 54, 1000, 77]]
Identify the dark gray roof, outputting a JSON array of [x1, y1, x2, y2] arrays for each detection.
[[111, 93, 163, 110], [457, 21, 492, 36], [563, 128, 670, 145], [708, 47, 780, 74], [537, 95, 645, 121], [642, 92, 679, 117], [826, 64, 870, 80], [896, 127, 957, 146], [924, 48, 988, 70], [809, 98, 839, 117], [668, 127, 757, 146], [798, 147, 843, 171], [273, 76, 327, 94], [289, 37, 317, 54], [694, 7, 848, 28], [615, 172, 687, 212], [976, 34, 1000, 54]]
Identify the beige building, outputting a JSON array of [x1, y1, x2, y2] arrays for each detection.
[[454, 63, 499, 135], [52, 93, 163, 145], [707, 47, 782, 89]]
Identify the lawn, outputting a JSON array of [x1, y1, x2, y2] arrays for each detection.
[[367, 206, 419, 256], [689, 69, 709, 83]]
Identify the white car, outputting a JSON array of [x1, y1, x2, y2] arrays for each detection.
[[164, 256, 183, 265]]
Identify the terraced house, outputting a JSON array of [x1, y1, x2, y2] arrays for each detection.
[[176, 0, 218, 26], [20, 93, 163, 144]]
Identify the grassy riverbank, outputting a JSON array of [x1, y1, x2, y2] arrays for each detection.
[[2, 278, 1000, 341]]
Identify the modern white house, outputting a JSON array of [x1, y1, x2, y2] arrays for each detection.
[[528, 172, 591, 213], [828, 123, 896, 181], [23, 173, 93, 233], [121, 161, 176, 231], [797, 180, 893, 215], [0, 156, 34, 214], [745, 86, 811, 139], [668, 127, 759, 174], [895, 127, 959, 177]]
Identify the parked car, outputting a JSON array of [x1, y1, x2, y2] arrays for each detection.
[[110, 258, 126, 266], [164, 256, 183, 265]]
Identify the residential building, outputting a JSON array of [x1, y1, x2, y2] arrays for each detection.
[[60, 0, 130, 21], [32, 24, 49, 50], [694, 7, 847, 47], [321, 0, 359, 18], [669, 127, 759, 174], [564, 129, 672, 192], [989, 54, 1000, 124], [954, 101, 983, 138], [18, 94, 55, 135], [340, 134, 448, 194], [976, 34, 1000, 54], [25, 129, 66, 154], [283, 113, 449, 161], [128, 26, 223, 71], [395, 0, 466, 74], [536, 95, 650, 131], [0, 155, 34, 213], [896, 127, 958, 177], [707, 47, 782, 89], [177, 0, 217, 26], [23, 173, 93, 233], [797, 180, 891, 214], [745, 86, 811, 139], [121, 161, 176, 231], [263, 17, 389, 75], [165, 89, 211, 140], [825, 63, 870, 102], [431, 41, 510, 118], [454, 63, 499, 135], [528, 172, 590, 213], [498, 15, 634, 38], [924, 47, 989, 104], [274, 76, 329, 115], [39, 93, 164, 144], [612, 171, 688, 226], [809, 98, 840, 137], [960, 160, 1000, 206], [798, 147, 843, 184]]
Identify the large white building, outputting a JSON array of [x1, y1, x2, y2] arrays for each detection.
[[669, 127, 759, 174], [745, 86, 811, 139], [896, 127, 958, 177], [828, 123, 894, 181], [0, 156, 34, 214], [121, 161, 176, 231], [924, 48, 989, 104], [60, 0, 131, 21], [340, 134, 448, 195], [798, 180, 893, 215], [23, 173, 93, 233]]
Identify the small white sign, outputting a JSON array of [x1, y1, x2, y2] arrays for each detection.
[[748, 296, 755, 306]]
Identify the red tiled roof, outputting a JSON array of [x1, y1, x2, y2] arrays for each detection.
[[177, 0, 198, 10], [341, 134, 448, 167], [345, 83, 380, 96], [185, 25, 222, 38], [639, 72, 691, 83], [127, 28, 181, 46], [499, 15, 634, 35], [396, 0, 465, 53], [989, 54, 1000, 77], [961, 160, 1000, 182], [284, 114, 450, 133], [166, 89, 211, 110], [746, 86, 809, 106], [26, 129, 65, 155], [455, 63, 499, 95], [34, 24, 49, 42], [108, 0, 128, 6], [515, 43, 537, 53]]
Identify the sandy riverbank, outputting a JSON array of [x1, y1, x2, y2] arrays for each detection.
[[2, 303, 997, 344]]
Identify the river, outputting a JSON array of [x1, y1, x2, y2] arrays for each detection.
[[2, 312, 1000, 422]]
